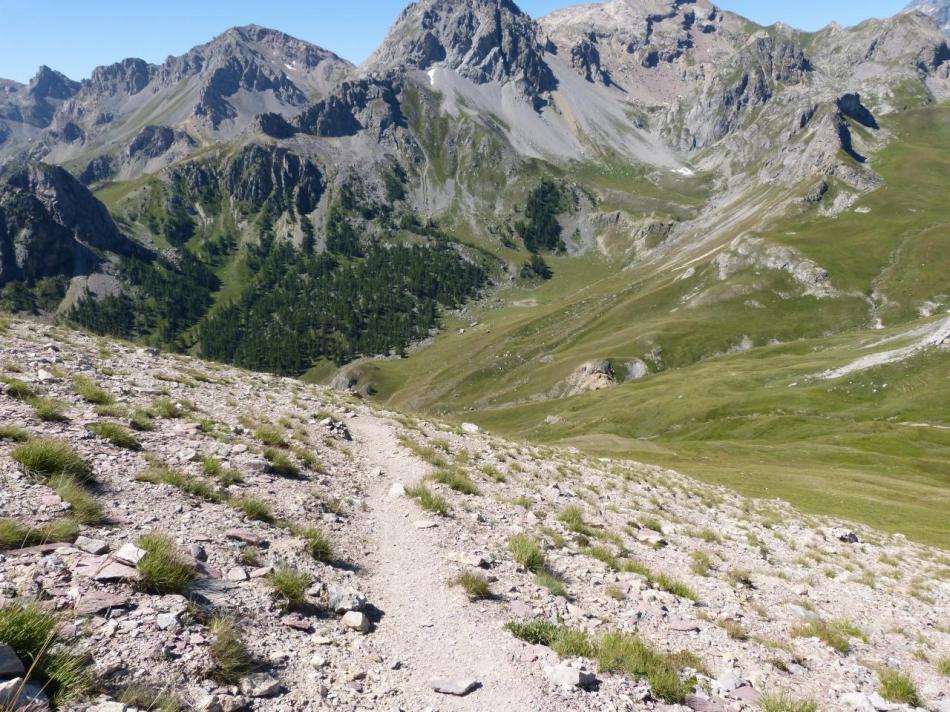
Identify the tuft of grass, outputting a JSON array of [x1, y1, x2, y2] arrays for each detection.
[[405, 482, 450, 516], [509, 534, 546, 574], [760, 694, 818, 712], [11, 438, 92, 481], [1, 376, 35, 400], [936, 656, 950, 676], [558, 505, 593, 536], [255, 425, 286, 448], [690, 550, 713, 576], [151, 398, 185, 418], [266, 566, 313, 611], [263, 448, 300, 477], [88, 421, 141, 450], [0, 425, 30, 442], [449, 571, 494, 600], [136, 533, 195, 595], [791, 618, 866, 654], [535, 571, 568, 598], [596, 631, 691, 703], [877, 668, 921, 706], [30, 397, 69, 422], [208, 618, 253, 684], [129, 409, 156, 431], [0, 517, 79, 550], [72, 375, 114, 405], [49, 474, 102, 524], [505, 619, 559, 645], [200, 455, 243, 485], [231, 497, 273, 523], [640, 517, 663, 533], [721, 619, 749, 640], [429, 468, 480, 495], [294, 525, 334, 563], [118, 685, 182, 712], [135, 464, 221, 502], [0, 602, 94, 706]]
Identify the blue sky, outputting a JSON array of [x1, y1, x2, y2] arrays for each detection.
[[1, 0, 910, 83]]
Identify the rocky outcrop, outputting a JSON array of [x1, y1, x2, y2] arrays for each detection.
[[549, 359, 617, 398], [127, 125, 196, 160], [905, 0, 950, 36], [364, 0, 557, 107], [294, 79, 405, 139], [0, 163, 142, 285]]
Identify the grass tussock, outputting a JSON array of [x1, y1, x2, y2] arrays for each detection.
[[49, 474, 102, 524], [558, 505, 594, 536], [118, 685, 183, 712], [791, 618, 866, 654], [0, 425, 30, 442], [505, 621, 694, 703], [88, 421, 141, 450], [263, 448, 300, 477], [0, 602, 94, 706], [877, 668, 921, 706], [509, 534, 546, 574], [135, 464, 220, 502], [429, 468, 480, 496], [208, 618, 253, 684], [31, 397, 69, 422], [1, 376, 35, 400], [936, 656, 950, 676], [11, 438, 92, 481], [231, 497, 273, 523], [136, 533, 195, 595], [266, 566, 313, 611], [293, 525, 334, 563], [255, 425, 286, 448], [0, 517, 79, 550], [129, 409, 156, 431], [449, 571, 494, 600], [151, 398, 186, 418], [759, 694, 818, 712], [72, 375, 114, 405], [405, 482, 450, 516]]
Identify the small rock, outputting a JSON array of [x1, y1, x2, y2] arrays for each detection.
[[840, 692, 876, 712], [328, 585, 366, 613], [114, 543, 147, 566], [543, 663, 596, 689], [156, 613, 179, 631], [74, 536, 109, 555], [388, 482, 405, 499], [190, 544, 208, 561], [88, 702, 127, 712], [341, 611, 370, 633], [226, 566, 249, 582], [240, 672, 282, 698], [73, 591, 129, 616], [0, 643, 24, 676], [830, 527, 859, 544], [431, 677, 480, 696], [89, 560, 139, 582], [282, 614, 313, 632], [414, 520, 438, 529], [225, 530, 265, 546]]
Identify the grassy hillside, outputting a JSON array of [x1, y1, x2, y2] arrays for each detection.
[[362, 106, 950, 547]]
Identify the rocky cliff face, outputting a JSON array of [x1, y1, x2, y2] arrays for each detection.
[[907, 0, 950, 34], [0, 163, 141, 285], [364, 0, 557, 105]]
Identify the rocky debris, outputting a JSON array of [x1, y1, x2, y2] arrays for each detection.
[[430, 676, 480, 696], [0, 318, 947, 712], [549, 359, 617, 398], [0, 677, 49, 711], [240, 672, 282, 698], [74, 535, 109, 555], [543, 663, 596, 689]]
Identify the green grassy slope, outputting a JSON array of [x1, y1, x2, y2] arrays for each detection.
[[363, 106, 950, 547]]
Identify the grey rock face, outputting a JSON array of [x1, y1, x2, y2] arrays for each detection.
[[0, 162, 143, 286], [906, 0, 950, 35], [328, 585, 367, 613], [365, 0, 556, 105], [0, 643, 24, 677]]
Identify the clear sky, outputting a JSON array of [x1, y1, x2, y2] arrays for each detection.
[[1, 0, 910, 83]]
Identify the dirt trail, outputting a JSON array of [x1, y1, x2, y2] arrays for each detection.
[[349, 415, 568, 712]]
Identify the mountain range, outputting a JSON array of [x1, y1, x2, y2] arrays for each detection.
[[0, 0, 948, 542]]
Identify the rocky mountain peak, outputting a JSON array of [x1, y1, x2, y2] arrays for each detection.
[[28, 66, 80, 101], [364, 0, 556, 102], [906, 0, 950, 35]]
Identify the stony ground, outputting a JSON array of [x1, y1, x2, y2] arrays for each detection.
[[0, 317, 947, 712]]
